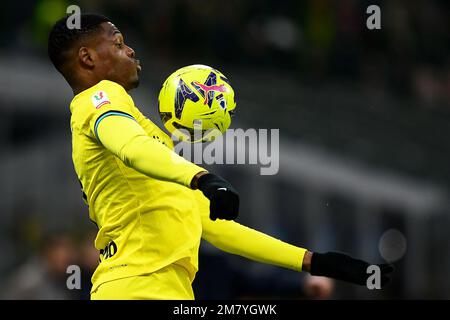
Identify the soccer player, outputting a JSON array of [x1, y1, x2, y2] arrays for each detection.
[[47, 14, 394, 299]]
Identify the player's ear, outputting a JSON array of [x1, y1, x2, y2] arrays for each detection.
[[78, 47, 95, 68]]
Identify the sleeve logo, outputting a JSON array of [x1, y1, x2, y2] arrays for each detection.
[[91, 91, 111, 109]]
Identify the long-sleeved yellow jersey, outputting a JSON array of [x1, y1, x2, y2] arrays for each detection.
[[70, 80, 307, 293]]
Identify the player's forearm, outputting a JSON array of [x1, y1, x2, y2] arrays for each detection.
[[202, 219, 307, 272], [97, 115, 204, 187], [122, 135, 205, 186]]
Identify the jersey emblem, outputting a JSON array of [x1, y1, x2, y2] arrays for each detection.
[[92, 91, 111, 109]]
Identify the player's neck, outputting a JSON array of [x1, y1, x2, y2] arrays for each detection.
[[72, 80, 101, 96]]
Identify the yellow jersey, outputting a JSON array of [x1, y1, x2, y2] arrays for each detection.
[[70, 80, 307, 296], [70, 80, 205, 291]]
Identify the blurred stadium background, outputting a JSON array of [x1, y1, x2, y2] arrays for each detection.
[[0, 0, 449, 299]]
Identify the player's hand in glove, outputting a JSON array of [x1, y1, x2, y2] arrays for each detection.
[[308, 251, 394, 287], [196, 173, 239, 221]]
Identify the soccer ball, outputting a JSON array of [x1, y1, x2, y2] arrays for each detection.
[[158, 64, 236, 142]]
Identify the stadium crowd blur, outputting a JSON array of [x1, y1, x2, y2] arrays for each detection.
[[3, 0, 449, 105], [0, 0, 449, 299]]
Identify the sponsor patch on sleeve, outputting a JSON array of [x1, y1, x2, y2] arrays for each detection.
[[91, 91, 111, 109]]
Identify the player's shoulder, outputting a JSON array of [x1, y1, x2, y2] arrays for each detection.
[[71, 80, 129, 107], [70, 80, 133, 115], [70, 80, 134, 124]]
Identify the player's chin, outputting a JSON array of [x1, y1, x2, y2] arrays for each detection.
[[131, 77, 140, 89], [127, 74, 140, 90]]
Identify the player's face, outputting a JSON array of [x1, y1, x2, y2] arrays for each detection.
[[93, 22, 141, 90]]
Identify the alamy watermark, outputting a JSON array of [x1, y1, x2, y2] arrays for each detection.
[[366, 265, 381, 289], [66, 264, 81, 290], [366, 5, 381, 30], [66, 5, 81, 29], [171, 127, 280, 176]]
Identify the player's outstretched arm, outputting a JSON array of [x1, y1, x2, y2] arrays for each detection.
[[198, 193, 307, 271], [199, 202, 394, 286]]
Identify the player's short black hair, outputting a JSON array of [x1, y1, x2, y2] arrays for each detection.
[[48, 14, 110, 73]]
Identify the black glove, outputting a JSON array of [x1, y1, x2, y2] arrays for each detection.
[[310, 251, 394, 287], [197, 173, 239, 221]]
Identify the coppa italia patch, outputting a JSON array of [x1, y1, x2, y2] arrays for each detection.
[[92, 91, 111, 109]]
